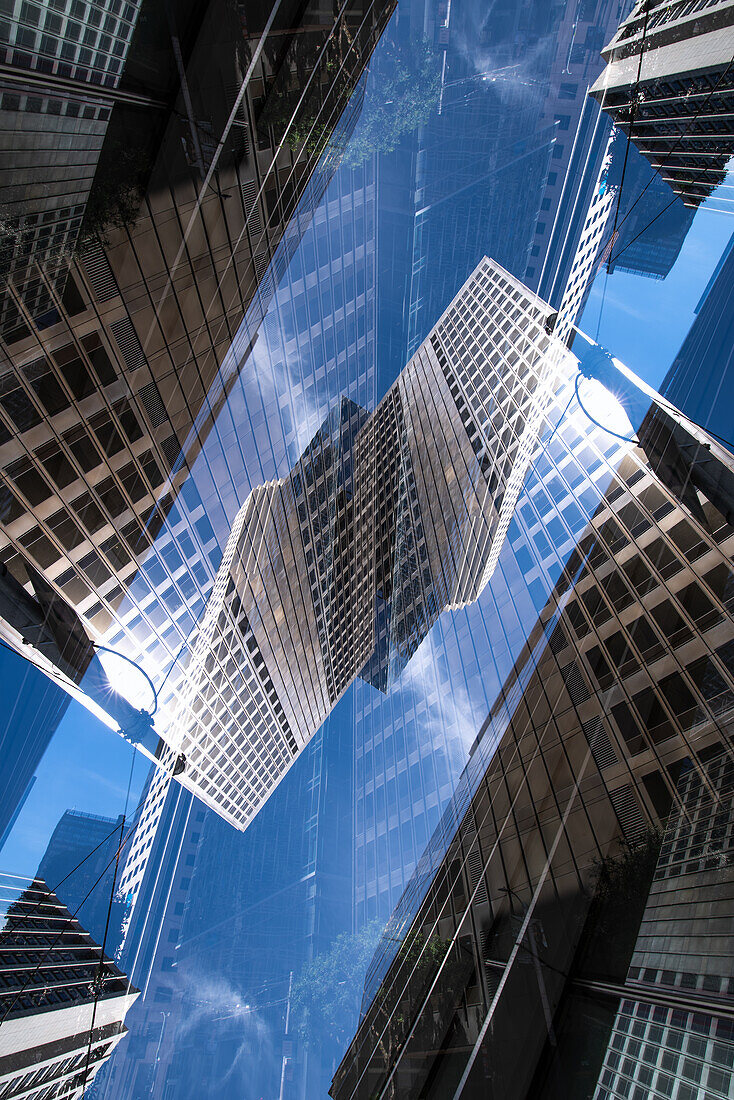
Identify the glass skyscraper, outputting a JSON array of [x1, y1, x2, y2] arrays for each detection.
[[331, 269, 734, 1100], [1, 2, 732, 1098]]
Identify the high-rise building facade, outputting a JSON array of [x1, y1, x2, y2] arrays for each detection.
[[590, 0, 734, 209], [0, 646, 70, 844], [0, 0, 395, 811], [330, 306, 734, 1099], [95, 153, 384, 1100], [167, 257, 574, 828], [593, 747, 734, 1100], [525, 0, 633, 301], [0, 0, 146, 335], [0, 876, 139, 1098]]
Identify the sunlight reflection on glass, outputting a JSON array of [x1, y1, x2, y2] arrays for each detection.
[[576, 374, 636, 441]]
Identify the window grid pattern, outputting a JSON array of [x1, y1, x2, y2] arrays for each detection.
[[0, 0, 143, 87]]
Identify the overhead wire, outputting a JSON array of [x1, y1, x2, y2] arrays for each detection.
[[93, 643, 159, 716], [596, 0, 653, 338], [573, 372, 638, 443], [0, 820, 126, 922], [0, 785, 143, 1028], [606, 52, 734, 259], [79, 750, 137, 1096]]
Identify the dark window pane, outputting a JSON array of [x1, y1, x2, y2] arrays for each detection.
[[119, 462, 148, 502], [611, 701, 645, 755], [0, 481, 24, 524], [676, 582, 720, 630], [141, 451, 163, 488], [90, 412, 124, 457], [580, 585, 611, 625], [77, 549, 111, 586], [96, 476, 127, 517], [47, 508, 85, 550], [651, 600, 692, 646], [122, 519, 148, 554], [35, 442, 77, 489], [601, 571, 634, 612], [19, 527, 58, 567], [616, 500, 651, 537], [604, 631, 636, 674], [25, 365, 69, 416], [82, 334, 116, 385], [645, 538, 683, 580], [0, 385, 42, 430], [703, 563, 734, 606], [71, 494, 107, 534], [64, 428, 100, 472], [586, 645, 612, 689], [667, 520, 707, 562], [622, 556, 656, 595], [56, 567, 91, 603], [115, 399, 143, 442], [627, 616, 662, 660], [633, 686, 676, 744], [658, 672, 697, 730], [58, 355, 95, 400], [100, 535, 131, 569], [7, 458, 50, 507]]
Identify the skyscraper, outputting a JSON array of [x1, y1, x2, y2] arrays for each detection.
[[0, 0, 145, 336], [525, 0, 634, 301], [592, 748, 734, 1100], [95, 154, 384, 1100], [37, 809, 127, 950], [590, 0, 734, 209], [330, 298, 734, 1100], [0, 644, 70, 844], [166, 257, 574, 828], [0, 876, 139, 1098], [605, 157, 695, 278]]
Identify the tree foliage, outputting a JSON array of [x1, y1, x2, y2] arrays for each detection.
[[290, 918, 385, 1048], [341, 39, 442, 167], [577, 827, 664, 982]]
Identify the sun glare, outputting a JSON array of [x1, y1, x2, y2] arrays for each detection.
[[576, 376, 635, 442]]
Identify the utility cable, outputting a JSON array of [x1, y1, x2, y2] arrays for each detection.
[[597, 0, 653, 338], [543, 391, 575, 448], [80, 750, 135, 1096], [595, 53, 734, 301], [605, 53, 734, 248], [0, 806, 143, 1027], [93, 643, 158, 716], [0, 820, 125, 922], [574, 373, 639, 444], [605, 192, 678, 268]]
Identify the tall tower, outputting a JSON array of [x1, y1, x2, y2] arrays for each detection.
[[166, 257, 573, 828], [659, 230, 734, 455], [0, 0, 396, 745]]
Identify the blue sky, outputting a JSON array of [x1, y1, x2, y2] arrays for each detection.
[[0, 645, 146, 879], [580, 168, 734, 391]]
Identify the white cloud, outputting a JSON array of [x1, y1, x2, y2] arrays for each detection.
[[394, 626, 482, 763], [172, 966, 279, 1093]]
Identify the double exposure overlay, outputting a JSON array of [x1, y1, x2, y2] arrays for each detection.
[[0, 0, 733, 1097]]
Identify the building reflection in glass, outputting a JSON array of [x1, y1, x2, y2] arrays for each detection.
[[168, 257, 572, 828]]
